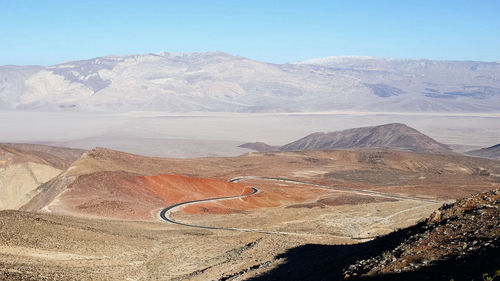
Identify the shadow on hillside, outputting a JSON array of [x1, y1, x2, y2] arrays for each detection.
[[248, 223, 499, 281], [353, 246, 500, 281]]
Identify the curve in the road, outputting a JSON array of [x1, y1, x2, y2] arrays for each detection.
[[158, 187, 270, 233], [159, 176, 446, 238]]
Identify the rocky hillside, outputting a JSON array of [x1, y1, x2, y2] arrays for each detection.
[[0, 143, 85, 210], [343, 189, 500, 280], [1, 52, 499, 112], [466, 144, 500, 160], [280, 123, 451, 153], [250, 189, 499, 281]]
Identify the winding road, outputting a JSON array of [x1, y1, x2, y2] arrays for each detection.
[[229, 176, 444, 204], [158, 176, 446, 237], [158, 187, 268, 233]]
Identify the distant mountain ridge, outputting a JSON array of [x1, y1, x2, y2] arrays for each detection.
[[1, 52, 499, 112], [238, 142, 279, 152], [466, 144, 500, 160], [242, 123, 451, 153]]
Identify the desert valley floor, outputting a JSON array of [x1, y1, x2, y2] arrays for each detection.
[[2, 111, 500, 157]]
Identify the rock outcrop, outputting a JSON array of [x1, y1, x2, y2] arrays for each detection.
[[343, 189, 500, 280]]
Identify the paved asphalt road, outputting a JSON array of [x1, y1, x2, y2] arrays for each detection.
[[158, 176, 446, 236]]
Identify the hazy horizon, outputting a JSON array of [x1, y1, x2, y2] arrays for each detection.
[[2, 51, 500, 67]]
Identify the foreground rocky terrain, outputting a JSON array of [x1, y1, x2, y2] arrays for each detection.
[[343, 189, 499, 280], [246, 189, 499, 280], [2, 185, 496, 280]]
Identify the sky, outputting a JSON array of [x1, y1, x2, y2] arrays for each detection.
[[0, 0, 499, 65]]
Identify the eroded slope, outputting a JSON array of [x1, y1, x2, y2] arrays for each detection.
[[0, 143, 84, 209]]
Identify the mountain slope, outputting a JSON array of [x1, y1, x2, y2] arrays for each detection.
[[1, 52, 499, 112], [20, 148, 253, 219], [251, 189, 499, 281], [280, 123, 451, 153], [466, 144, 500, 160], [0, 143, 85, 209], [343, 189, 500, 280], [0, 143, 85, 170]]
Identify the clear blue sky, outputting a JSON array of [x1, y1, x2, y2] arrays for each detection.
[[1, 0, 499, 65]]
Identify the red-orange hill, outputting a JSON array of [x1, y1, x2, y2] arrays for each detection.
[[59, 172, 253, 220]]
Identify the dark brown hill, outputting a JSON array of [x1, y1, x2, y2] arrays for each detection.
[[466, 144, 500, 160], [238, 142, 279, 152], [280, 123, 451, 153]]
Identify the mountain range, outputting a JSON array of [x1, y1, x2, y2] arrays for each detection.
[[1, 52, 500, 112]]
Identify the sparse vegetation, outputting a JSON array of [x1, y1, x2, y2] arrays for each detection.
[[483, 269, 500, 281], [381, 250, 393, 259]]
